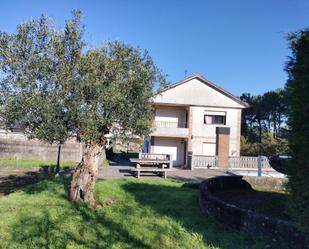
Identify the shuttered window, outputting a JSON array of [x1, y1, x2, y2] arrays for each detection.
[[204, 114, 226, 125]]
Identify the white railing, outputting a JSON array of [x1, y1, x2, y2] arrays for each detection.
[[139, 152, 170, 160], [154, 121, 187, 128], [228, 156, 272, 169], [151, 121, 189, 137], [138, 152, 173, 168], [192, 155, 217, 168], [189, 155, 283, 176], [190, 155, 272, 170]]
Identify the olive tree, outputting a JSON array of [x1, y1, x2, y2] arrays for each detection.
[[0, 10, 164, 207]]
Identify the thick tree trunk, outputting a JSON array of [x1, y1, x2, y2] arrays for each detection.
[[273, 119, 277, 138], [101, 147, 106, 161], [258, 120, 262, 144], [70, 142, 104, 208]]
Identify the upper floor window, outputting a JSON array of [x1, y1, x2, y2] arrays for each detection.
[[204, 111, 226, 125]]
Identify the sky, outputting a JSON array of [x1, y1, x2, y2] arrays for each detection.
[[1, 0, 308, 96]]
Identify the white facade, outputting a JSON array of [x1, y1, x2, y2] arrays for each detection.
[[154, 77, 244, 108], [147, 74, 246, 167], [190, 106, 241, 156]]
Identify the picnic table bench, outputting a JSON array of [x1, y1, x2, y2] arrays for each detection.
[[130, 153, 173, 179]]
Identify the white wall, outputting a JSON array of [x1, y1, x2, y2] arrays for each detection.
[[191, 106, 241, 156], [202, 143, 216, 156], [155, 106, 187, 127], [154, 78, 245, 108], [152, 137, 185, 166]]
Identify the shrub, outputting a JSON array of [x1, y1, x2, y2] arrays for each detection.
[[285, 29, 309, 232]]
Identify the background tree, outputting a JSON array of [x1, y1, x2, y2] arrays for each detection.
[[0, 10, 164, 207], [262, 89, 287, 138], [240, 89, 289, 156], [240, 93, 254, 137], [285, 29, 309, 231]]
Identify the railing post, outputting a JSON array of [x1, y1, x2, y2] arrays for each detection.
[[168, 154, 173, 169], [187, 152, 193, 171], [257, 155, 262, 176]]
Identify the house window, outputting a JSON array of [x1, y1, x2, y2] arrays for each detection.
[[204, 114, 226, 125]]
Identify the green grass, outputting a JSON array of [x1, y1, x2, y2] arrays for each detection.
[[0, 159, 76, 168], [0, 178, 284, 249]]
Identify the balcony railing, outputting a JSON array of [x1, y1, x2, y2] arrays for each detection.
[[150, 121, 189, 137], [154, 121, 187, 128]]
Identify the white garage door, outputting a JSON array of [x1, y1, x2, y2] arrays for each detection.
[[153, 137, 185, 166]]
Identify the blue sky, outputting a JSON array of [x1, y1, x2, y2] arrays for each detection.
[[1, 0, 308, 95]]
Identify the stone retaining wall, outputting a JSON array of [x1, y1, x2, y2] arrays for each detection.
[[199, 176, 308, 249], [243, 176, 287, 192], [0, 132, 83, 162]]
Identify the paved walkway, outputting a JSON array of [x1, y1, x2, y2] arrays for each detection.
[[0, 160, 231, 183], [98, 162, 230, 181]]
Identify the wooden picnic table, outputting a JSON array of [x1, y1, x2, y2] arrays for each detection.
[[130, 158, 170, 165], [130, 155, 173, 179]]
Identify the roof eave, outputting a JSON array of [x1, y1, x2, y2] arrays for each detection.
[[155, 74, 248, 108]]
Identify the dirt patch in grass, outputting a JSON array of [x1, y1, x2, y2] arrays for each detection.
[[214, 188, 290, 220], [0, 171, 53, 196]]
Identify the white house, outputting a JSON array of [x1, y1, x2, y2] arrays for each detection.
[[144, 74, 247, 168]]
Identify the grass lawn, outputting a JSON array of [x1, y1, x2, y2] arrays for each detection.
[[0, 178, 284, 249], [0, 159, 76, 168]]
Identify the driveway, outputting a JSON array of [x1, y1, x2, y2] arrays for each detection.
[[98, 160, 230, 181]]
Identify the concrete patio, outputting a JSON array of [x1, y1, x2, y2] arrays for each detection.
[[98, 161, 231, 181]]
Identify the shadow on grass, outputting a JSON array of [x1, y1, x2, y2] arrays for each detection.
[[5, 178, 280, 249], [121, 181, 274, 249], [0, 171, 53, 195], [9, 203, 152, 249], [20, 176, 70, 199], [7, 178, 152, 249]]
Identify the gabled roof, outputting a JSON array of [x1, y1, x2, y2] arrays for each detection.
[[157, 74, 248, 108]]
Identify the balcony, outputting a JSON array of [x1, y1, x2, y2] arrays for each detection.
[[150, 121, 189, 138]]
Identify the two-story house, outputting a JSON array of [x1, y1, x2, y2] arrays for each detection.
[[144, 74, 247, 168]]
